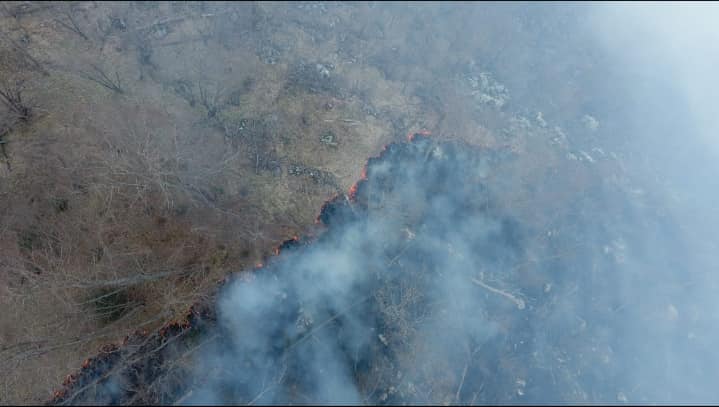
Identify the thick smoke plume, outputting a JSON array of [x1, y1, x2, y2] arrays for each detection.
[[186, 136, 530, 404], [582, 3, 719, 403], [51, 131, 719, 404], [185, 136, 719, 405], [187, 130, 719, 404]]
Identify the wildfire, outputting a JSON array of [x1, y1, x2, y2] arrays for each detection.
[[360, 166, 368, 181], [346, 166, 369, 201], [49, 292, 216, 405], [348, 182, 360, 200], [322, 135, 434, 223], [407, 129, 432, 141], [316, 193, 340, 224], [159, 320, 191, 338], [274, 235, 303, 256], [123, 329, 147, 345], [63, 374, 76, 386], [49, 132, 440, 405], [321, 135, 420, 225], [51, 342, 122, 403], [100, 344, 119, 354]]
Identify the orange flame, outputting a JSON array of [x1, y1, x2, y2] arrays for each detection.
[[407, 129, 432, 141], [315, 193, 340, 224], [348, 182, 360, 200], [50, 134, 434, 404], [62, 374, 75, 386], [360, 166, 368, 180]]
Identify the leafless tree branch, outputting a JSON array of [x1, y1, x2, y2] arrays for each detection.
[[55, 8, 89, 41], [0, 79, 30, 121], [0, 31, 49, 76], [80, 64, 123, 94]]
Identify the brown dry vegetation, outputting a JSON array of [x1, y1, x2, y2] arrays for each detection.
[[0, 1, 611, 404]]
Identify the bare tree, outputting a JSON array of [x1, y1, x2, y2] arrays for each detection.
[[134, 32, 153, 67], [0, 31, 49, 76], [54, 5, 89, 41], [0, 123, 10, 171], [0, 79, 31, 121], [81, 64, 123, 94], [0, 3, 12, 19], [1, 2, 30, 20], [0, 2, 53, 20], [126, 30, 155, 82], [197, 82, 222, 119]]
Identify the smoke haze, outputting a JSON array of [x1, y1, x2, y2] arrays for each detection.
[[38, 3, 719, 405], [187, 4, 719, 404]]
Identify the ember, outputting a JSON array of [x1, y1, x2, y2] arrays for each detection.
[[406, 129, 431, 141]]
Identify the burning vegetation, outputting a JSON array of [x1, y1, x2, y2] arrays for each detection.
[[48, 132, 677, 404]]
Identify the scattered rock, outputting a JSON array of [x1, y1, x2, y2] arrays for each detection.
[[667, 304, 679, 321], [257, 43, 281, 65], [316, 63, 331, 79], [378, 333, 388, 346], [287, 163, 336, 186], [319, 130, 338, 147], [617, 392, 628, 402], [286, 61, 339, 95], [151, 23, 169, 40], [109, 16, 127, 31], [578, 150, 595, 163], [465, 71, 509, 109], [536, 111, 547, 127], [582, 114, 599, 131]]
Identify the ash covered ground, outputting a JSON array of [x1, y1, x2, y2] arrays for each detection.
[[51, 134, 712, 405]]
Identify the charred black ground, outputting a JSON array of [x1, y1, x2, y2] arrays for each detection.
[[49, 134, 690, 405]]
